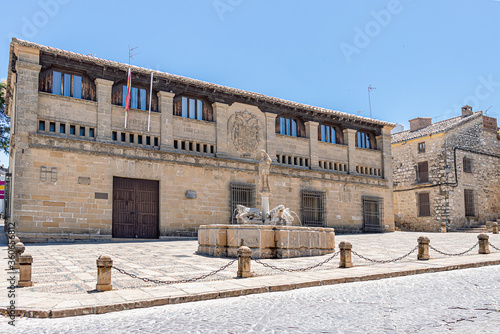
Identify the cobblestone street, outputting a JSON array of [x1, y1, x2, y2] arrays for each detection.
[[12, 265, 500, 333]]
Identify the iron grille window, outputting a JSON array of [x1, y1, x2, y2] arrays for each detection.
[[362, 196, 384, 232], [464, 189, 475, 217], [301, 190, 326, 227], [417, 161, 429, 183], [230, 183, 256, 223], [463, 157, 472, 173], [417, 192, 431, 217], [418, 142, 425, 153]]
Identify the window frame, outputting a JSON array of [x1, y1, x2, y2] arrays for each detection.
[[463, 157, 473, 173], [301, 189, 326, 227], [464, 189, 475, 217], [319, 124, 343, 144], [356, 130, 376, 149], [52, 70, 83, 99], [230, 183, 256, 223], [417, 192, 431, 217], [418, 142, 426, 153], [417, 161, 429, 183], [180, 96, 204, 120]]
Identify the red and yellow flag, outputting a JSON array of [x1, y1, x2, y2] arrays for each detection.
[[124, 68, 131, 127]]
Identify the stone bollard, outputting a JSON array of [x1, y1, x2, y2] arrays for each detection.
[[417, 236, 430, 260], [492, 222, 499, 234], [237, 246, 252, 278], [18, 254, 33, 287], [440, 222, 447, 233], [478, 234, 490, 254], [96, 255, 113, 291], [339, 241, 353, 268], [11, 236, 20, 248], [14, 242, 25, 270]]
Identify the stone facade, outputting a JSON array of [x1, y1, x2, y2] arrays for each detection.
[[5, 39, 395, 241], [392, 108, 500, 231]]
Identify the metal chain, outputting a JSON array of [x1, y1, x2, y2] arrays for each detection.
[[252, 250, 340, 272], [112, 259, 237, 285], [428, 242, 479, 256], [351, 245, 418, 264], [489, 242, 500, 252]]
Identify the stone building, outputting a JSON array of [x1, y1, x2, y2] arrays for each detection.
[[392, 106, 500, 231], [5, 39, 395, 242]]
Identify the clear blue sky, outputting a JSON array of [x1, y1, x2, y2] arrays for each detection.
[[2, 0, 500, 167]]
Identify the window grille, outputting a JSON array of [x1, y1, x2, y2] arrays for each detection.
[[418, 142, 425, 153], [464, 189, 475, 217], [463, 157, 473, 173], [417, 192, 431, 217], [417, 161, 429, 183], [362, 196, 384, 232], [301, 190, 326, 227], [230, 183, 256, 223]]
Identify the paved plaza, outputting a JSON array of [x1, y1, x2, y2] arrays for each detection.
[[1, 231, 500, 320], [12, 266, 500, 333]]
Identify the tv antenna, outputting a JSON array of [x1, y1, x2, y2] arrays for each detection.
[[128, 46, 140, 65], [368, 85, 376, 118], [484, 105, 492, 115]]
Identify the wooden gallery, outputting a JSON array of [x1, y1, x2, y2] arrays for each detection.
[[4, 39, 395, 242]]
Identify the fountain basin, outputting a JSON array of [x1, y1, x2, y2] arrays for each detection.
[[197, 224, 335, 259]]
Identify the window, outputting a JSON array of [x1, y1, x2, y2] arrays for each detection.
[[301, 190, 326, 227], [122, 86, 147, 111], [112, 131, 117, 141], [79, 127, 85, 136], [418, 193, 431, 217], [417, 161, 429, 183], [49, 122, 55, 132], [89, 128, 95, 138], [129, 134, 134, 143], [154, 137, 159, 147], [146, 136, 151, 146], [121, 133, 126, 142], [52, 71, 82, 99], [463, 157, 472, 173], [138, 135, 143, 144], [357, 131, 375, 149], [464, 189, 475, 217], [230, 183, 256, 223], [38, 121, 45, 131], [60, 124, 66, 134], [362, 197, 384, 232], [70, 125, 76, 135], [418, 142, 425, 153], [278, 117, 298, 136], [181, 97, 203, 120], [319, 124, 340, 144]]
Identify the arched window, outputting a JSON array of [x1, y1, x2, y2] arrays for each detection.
[[318, 124, 343, 144], [173, 95, 213, 121], [275, 116, 305, 137], [356, 130, 376, 149], [39, 68, 96, 101], [111, 83, 158, 112]]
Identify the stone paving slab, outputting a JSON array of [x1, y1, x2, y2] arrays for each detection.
[[1, 231, 500, 318]]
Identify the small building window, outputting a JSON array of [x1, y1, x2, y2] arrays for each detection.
[[49, 122, 55, 132], [89, 128, 95, 138], [356, 131, 375, 149], [417, 161, 429, 183], [122, 86, 147, 111], [154, 137, 159, 147], [112, 131, 117, 141], [79, 127, 85, 136], [70, 125, 76, 135], [52, 71, 82, 99], [138, 135, 143, 144], [319, 124, 342, 144], [60, 124, 66, 134], [230, 183, 256, 223], [121, 133, 126, 142], [362, 196, 384, 232], [464, 189, 475, 217], [146, 136, 151, 146], [301, 190, 326, 227], [129, 134, 134, 143], [276, 116, 305, 137], [463, 157, 472, 173], [418, 142, 425, 153], [38, 120, 45, 131], [181, 97, 203, 120], [417, 192, 431, 217]]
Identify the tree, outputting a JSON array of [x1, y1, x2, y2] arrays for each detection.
[[0, 80, 9, 154]]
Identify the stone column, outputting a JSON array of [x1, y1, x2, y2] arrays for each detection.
[[478, 234, 490, 254], [14, 60, 42, 134], [18, 254, 33, 287], [344, 129, 357, 174], [417, 236, 430, 260], [305, 121, 319, 169], [264, 112, 277, 159], [492, 222, 499, 234], [237, 246, 252, 278], [96, 255, 113, 291], [95, 78, 114, 142], [339, 241, 353, 268], [213, 102, 230, 157], [378, 126, 394, 181], [158, 91, 175, 150]]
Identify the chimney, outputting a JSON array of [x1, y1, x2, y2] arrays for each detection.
[[409, 117, 432, 132], [461, 105, 473, 117]]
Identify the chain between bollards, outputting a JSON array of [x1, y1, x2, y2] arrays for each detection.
[[253, 250, 340, 272]]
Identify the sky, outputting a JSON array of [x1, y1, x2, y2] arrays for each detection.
[[1, 0, 500, 167]]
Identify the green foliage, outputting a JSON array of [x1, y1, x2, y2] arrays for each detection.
[[0, 81, 10, 154]]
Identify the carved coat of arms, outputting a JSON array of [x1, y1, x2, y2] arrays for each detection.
[[228, 111, 261, 155]]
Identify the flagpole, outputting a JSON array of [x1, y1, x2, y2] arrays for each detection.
[[125, 67, 131, 128], [148, 72, 153, 132]]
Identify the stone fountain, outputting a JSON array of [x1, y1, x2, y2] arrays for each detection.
[[197, 150, 335, 259]]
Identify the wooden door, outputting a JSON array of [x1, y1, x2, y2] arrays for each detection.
[[113, 177, 159, 239]]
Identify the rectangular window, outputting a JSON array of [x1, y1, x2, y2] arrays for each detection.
[[418, 193, 431, 217], [131, 87, 138, 109], [73, 76, 82, 99], [321, 125, 337, 144], [89, 128, 95, 138], [181, 97, 188, 118], [138, 135, 143, 144], [417, 161, 429, 183], [362, 197, 383, 232], [180, 97, 204, 120], [320, 125, 326, 141], [70, 125, 76, 135], [52, 71, 62, 95], [357, 131, 372, 149], [146, 136, 151, 146], [154, 137, 159, 146], [60, 124, 66, 134], [280, 117, 286, 135], [52, 71, 82, 98], [121, 133, 126, 142], [80, 127, 85, 136], [463, 157, 472, 173], [286, 118, 291, 136], [49, 122, 55, 132], [197, 100, 203, 120], [122, 85, 128, 107], [292, 120, 297, 137], [63, 74, 71, 97], [418, 142, 425, 153], [39, 120, 45, 131], [230, 183, 256, 223], [189, 98, 196, 119], [129, 134, 134, 143], [112, 131, 117, 141], [464, 189, 475, 217], [140, 89, 146, 110], [301, 190, 326, 227]]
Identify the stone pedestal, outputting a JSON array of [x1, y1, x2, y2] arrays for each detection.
[[478, 234, 490, 254], [418, 236, 430, 260], [237, 246, 252, 278], [18, 254, 33, 287], [261, 192, 270, 222], [96, 255, 113, 292]]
